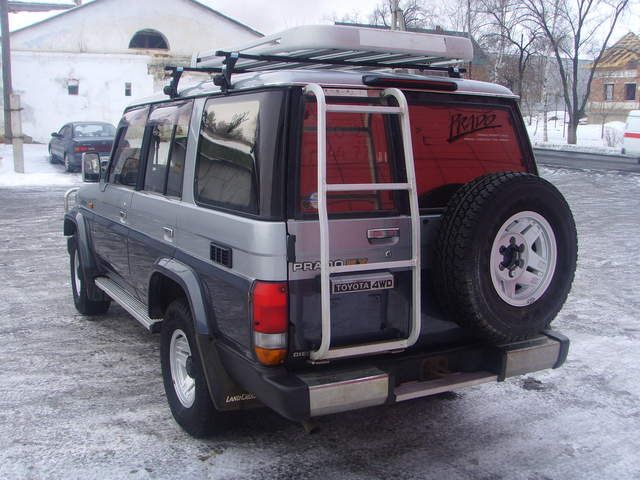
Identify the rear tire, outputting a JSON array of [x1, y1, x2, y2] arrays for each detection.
[[69, 237, 110, 315], [64, 153, 73, 172], [434, 172, 577, 342], [160, 300, 222, 437]]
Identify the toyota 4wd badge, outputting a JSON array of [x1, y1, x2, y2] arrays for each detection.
[[330, 272, 394, 294]]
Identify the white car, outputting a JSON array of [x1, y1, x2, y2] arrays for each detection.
[[622, 110, 640, 160]]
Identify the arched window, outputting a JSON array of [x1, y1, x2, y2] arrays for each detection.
[[129, 29, 169, 50]]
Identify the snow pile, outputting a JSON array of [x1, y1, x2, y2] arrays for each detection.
[[526, 114, 625, 153], [0, 144, 81, 187]]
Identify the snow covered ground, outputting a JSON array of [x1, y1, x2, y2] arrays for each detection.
[[526, 113, 626, 155], [0, 144, 81, 187], [0, 167, 639, 479]]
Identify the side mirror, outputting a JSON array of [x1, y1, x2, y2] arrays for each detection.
[[81, 152, 101, 182], [51, 132, 60, 138]]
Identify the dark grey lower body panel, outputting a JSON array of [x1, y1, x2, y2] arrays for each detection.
[[218, 331, 569, 422]]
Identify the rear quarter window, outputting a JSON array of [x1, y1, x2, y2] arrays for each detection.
[[194, 90, 285, 218]]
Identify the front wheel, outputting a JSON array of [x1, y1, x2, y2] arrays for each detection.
[[160, 300, 222, 437], [69, 237, 110, 315]]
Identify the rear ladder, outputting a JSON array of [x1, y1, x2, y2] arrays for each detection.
[[304, 84, 421, 362]]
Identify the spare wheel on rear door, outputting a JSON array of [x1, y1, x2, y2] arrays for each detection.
[[434, 172, 578, 343]]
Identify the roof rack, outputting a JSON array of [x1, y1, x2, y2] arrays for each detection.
[[165, 25, 473, 97]]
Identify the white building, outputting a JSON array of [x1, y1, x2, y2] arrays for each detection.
[[4, 0, 262, 142]]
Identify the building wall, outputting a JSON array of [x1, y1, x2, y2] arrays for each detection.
[[2, 0, 262, 142], [9, 51, 156, 142], [10, 0, 260, 56], [588, 68, 640, 123]]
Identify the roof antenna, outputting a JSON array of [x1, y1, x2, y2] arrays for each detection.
[[213, 51, 239, 93]]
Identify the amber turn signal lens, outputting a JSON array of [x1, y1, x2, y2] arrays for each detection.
[[254, 347, 287, 366]]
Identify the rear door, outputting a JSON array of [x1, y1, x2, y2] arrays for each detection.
[[286, 88, 532, 359], [91, 107, 148, 287], [287, 91, 413, 357], [127, 100, 194, 302]]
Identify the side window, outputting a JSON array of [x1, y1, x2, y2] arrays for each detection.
[[195, 97, 260, 213], [167, 104, 191, 197], [144, 101, 193, 197], [61, 125, 71, 138], [109, 107, 149, 187]]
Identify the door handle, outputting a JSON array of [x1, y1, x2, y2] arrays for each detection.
[[367, 228, 399, 243], [162, 226, 174, 239]]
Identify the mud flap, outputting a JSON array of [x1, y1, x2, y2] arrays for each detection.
[[196, 333, 263, 412]]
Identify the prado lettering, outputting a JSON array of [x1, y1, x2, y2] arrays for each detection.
[[448, 111, 501, 143]]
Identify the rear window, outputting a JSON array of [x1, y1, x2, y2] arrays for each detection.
[[299, 93, 527, 216], [300, 100, 397, 215], [73, 123, 115, 138]]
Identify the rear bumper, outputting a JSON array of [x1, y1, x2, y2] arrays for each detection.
[[217, 330, 569, 422]]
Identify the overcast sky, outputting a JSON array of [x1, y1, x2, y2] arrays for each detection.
[[8, 0, 376, 33], [8, 0, 638, 41]]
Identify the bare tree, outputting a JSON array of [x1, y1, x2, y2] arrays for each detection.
[[481, 0, 543, 98], [370, 0, 431, 29], [436, 0, 487, 38], [523, 0, 630, 144]]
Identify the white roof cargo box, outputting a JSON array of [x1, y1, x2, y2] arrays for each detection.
[[193, 25, 474, 71]]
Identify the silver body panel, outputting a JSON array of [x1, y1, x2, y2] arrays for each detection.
[[299, 368, 389, 416], [174, 202, 288, 281], [130, 69, 517, 109]]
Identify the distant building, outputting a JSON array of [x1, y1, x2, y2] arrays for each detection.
[[587, 32, 640, 123], [2, 0, 261, 141]]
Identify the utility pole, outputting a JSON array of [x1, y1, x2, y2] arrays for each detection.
[[1, 0, 13, 142], [1, 2, 75, 172]]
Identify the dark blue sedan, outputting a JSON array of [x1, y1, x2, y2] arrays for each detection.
[[48, 122, 116, 172]]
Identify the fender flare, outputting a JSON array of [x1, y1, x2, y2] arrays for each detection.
[[151, 258, 212, 336], [151, 258, 260, 411]]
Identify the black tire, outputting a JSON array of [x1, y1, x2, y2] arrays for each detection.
[[48, 146, 56, 164], [69, 237, 111, 315], [160, 300, 222, 437], [434, 172, 577, 343], [63, 153, 73, 172]]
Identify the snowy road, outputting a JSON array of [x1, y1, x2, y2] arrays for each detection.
[[1, 167, 639, 479]]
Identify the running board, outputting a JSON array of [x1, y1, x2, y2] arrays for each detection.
[[94, 277, 162, 333], [394, 371, 497, 402]]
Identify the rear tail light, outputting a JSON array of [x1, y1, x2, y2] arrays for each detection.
[[74, 145, 92, 153], [252, 281, 288, 366]]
